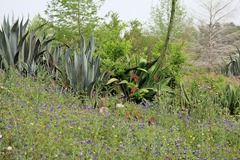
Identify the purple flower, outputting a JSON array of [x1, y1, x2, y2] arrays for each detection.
[[118, 145, 123, 150], [139, 123, 145, 129], [174, 140, 179, 148]]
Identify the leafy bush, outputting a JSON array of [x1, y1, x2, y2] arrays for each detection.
[[106, 57, 175, 102], [152, 41, 187, 88], [94, 12, 131, 76]]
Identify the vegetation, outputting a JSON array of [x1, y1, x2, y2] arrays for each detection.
[[0, 64, 239, 160], [0, 0, 240, 159]]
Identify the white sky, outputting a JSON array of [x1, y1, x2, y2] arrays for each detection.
[[0, 0, 239, 25]]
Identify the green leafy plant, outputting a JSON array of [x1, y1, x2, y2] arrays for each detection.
[[95, 12, 131, 75], [107, 57, 174, 102]]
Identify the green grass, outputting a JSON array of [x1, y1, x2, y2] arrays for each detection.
[[0, 70, 239, 160]]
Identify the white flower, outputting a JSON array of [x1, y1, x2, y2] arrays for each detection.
[[0, 134, 2, 139], [116, 103, 124, 108], [6, 146, 12, 151], [99, 107, 110, 116]]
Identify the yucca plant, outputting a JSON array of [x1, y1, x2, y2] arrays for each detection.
[[0, 17, 53, 76]]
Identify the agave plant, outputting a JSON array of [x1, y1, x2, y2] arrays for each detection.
[[49, 34, 101, 97], [0, 18, 27, 69], [220, 84, 240, 115], [0, 17, 53, 75], [220, 47, 240, 76], [65, 34, 100, 97]]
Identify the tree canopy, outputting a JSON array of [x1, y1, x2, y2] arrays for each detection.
[[45, 0, 105, 45]]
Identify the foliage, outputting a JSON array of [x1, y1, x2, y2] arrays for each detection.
[[0, 70, 239, 160], [107, 57, 175, 102], [95, 12, 131, 75], [124, 20, 149, 65], [46, 33, 101, 97], [221, 47, 240, 76], [45, 0, 105, 45], [0, 17, 53, 76], [179, 81, 217, 116], [152, 41, 187, 87], [197, 22, 240, 66], [149, 0, 187, 40], [179, 71, 240, 116], [65, 34, 101, 97], [220, 84, 240, 115]]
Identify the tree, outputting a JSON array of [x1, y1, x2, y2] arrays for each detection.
[[124, 20, 144, 57], [199, 22, 240, 63], [124, 20, 155, 64], [149, 0, 187, 40], [149, 0, 195, 62], [195, 0, 239, 66], [45, 0, 105, 45], [28, 14, 53, 37], [94, 12, 131, 75]]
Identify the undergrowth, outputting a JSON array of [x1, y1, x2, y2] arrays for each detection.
[[0, 70, 239, 159]]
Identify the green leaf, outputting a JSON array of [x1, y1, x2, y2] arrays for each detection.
[[119, 80, 129, 84], [106, 78, 118, 85], [137, 67, 148, 73], [138, 88, 149, 93]]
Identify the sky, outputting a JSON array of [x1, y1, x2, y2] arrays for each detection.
[[0, 0, 239, 25]]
